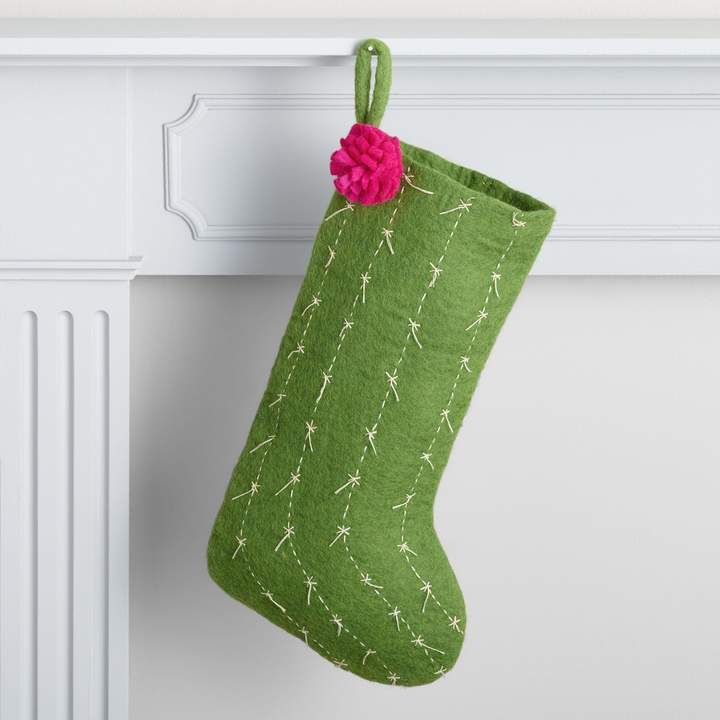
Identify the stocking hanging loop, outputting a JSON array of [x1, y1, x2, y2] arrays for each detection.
[[354, 38, 392, 127]]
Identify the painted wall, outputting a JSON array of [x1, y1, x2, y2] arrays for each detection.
[[3, 1, 720, 18], [131, 276, 720, 719]]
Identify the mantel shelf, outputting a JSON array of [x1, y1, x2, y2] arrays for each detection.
[[2, 19, 720, 65]]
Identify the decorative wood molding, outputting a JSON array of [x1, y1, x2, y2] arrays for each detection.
[[163, 91, 720, 248], [0, 259, 143, 281], [4, 19, 720, 67], [0, 281, 131, 720]]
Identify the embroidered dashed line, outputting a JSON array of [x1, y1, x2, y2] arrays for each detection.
[[228, 205, 358, 674], [323, 200, 354, 222], [241, 556, 338, 667], [232, 209, 349, 508], [276, 177, 420, 679], [342, 542, 440, 671], [331, 196, 475, 669], [395, 214, 523, 630], [403, 172, 434, 195]]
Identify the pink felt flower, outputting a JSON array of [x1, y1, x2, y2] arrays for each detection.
[[330, 123, 403, 206]]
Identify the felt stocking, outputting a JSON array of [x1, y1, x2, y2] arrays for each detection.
[[208, 38, 555, 686]]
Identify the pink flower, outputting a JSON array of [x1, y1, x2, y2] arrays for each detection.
[[330, 123, 403, 206]]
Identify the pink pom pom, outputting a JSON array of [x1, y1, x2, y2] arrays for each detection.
[[330, 123, 403, 206]]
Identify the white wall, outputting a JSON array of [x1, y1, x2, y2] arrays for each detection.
[[3, 1, 720, 18], [130, 276, 720, 720]]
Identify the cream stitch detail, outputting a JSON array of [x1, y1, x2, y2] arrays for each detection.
[[412, 636, 445, 655], [403, 172, 434, 195], [465, 309, 488, 332], [232, 536, 246, 559], [434, 665, 448, 677], [388, 672, 400, 685], [381, 227, 395, 255], [274, 470, 301, 497], [325, 245, 337, 269], [247, 562, 335, 662], [329, 525, 351, 547], [331, 614, 344, 636], [365, 424, 378, 455], [362, 649, 376, 665], [262, 591, 287, 614], [231, 481, 259, 500], [249, 435, 275, 454], [512, 211, 526, 227], [287, 343, 305, 359], [274, 524, 295, 552], [388, 606, 402, 630], [395, 225, 520, 634], [392, 493, 415, 511], [301, 295, 321, 317], [272, 180, 418, 681], [360, 272, 371, 304], [316, 370, 332, 404], [439, 198, 473, 215], [333, 658, 348, 670], [428, 262, 443, 288], [491, 271, 502, 298], [227, 206, 386, 679], [386, 370, 400, 401], [343, 539, 442, 671], [335, 472, 361, 495], [252, 171, 436, 682], [323, 200, 354, 222], [440, 408, 454, 433], [332, 196, 474, 672], [420, 452, 434, 470], [420, 581, 433, 613], [268, 393, 286, 408], [361, 573, 383, 590], [234, 203, 346, 514], [304, 420, 317, 452], [305, 576, 317, 605], [408, 319, 422, 349]]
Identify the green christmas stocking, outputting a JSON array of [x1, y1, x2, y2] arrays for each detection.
[[208, 38, 555, 686]]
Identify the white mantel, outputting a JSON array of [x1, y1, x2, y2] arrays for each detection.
[[0, 19, 719, 720]]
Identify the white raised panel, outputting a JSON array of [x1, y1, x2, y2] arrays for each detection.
[[152, 78, 720, 274]]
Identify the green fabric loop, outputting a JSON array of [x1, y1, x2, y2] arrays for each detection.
[[354, 38, 392, 127]]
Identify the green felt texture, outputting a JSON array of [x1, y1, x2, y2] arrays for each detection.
[[354, 38, 392, 126], [208, 142, 555, 686]]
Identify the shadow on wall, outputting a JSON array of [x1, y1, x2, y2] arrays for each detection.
[[130, 277, 314, 710], [130, 276, 720, 720]]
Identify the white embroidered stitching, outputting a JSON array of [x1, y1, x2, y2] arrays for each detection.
[[381, 227, 395, 255], [249, 435, 275, 454], [274, 179, 420, 681], [331, 195, 476, 671], [323, 200, 354, 222], [227, 207, 360, 674], [403, 172, 434, 195], [395, 216, 522, 629], [234, 174, 438, 683]]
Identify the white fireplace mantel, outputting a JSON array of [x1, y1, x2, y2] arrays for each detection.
[[1, 19, 719, 720]]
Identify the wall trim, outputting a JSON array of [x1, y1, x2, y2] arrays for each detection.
[[0, 259, 143, 281], [5, 36, 720, 68], [163, 91, 720, 247]]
